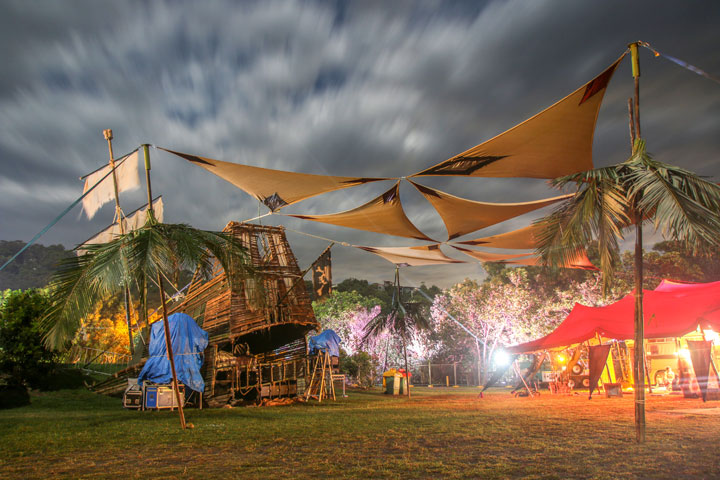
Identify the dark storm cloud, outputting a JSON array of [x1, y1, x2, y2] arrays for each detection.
[[1, 0, 718, 287]]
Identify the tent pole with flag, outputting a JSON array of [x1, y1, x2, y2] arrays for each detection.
[[103, 129, 135, 354]]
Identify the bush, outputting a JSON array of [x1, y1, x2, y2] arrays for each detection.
[[0, 374, 30, 409], [0, 289, 58, 389], [340, 351, 377, 388]]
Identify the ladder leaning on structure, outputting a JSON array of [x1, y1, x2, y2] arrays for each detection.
[[304, 350, 336, 402]]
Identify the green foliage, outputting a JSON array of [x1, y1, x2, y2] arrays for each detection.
[[339, 350, 377, 388], [312, 290, 383, 326], [0, 241, 72, 290], [0, 289, 58, 388]]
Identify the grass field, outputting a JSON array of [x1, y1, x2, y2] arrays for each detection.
[[1, 387, 719, 479]]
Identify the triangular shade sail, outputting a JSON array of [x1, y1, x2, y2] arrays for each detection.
[[410, 181, 570, 240], [161, 148, 388, 211], [458, 224, 544, 249], [357, 244, 465, 266], [500, 252, 597, 270], [451, 245, 532, 262], [76, 197, 163, 255], [508, 281, 720, 353], [411, 55, 625, 179], [452, 245, 596, 270], [285, 183, 435, 241]]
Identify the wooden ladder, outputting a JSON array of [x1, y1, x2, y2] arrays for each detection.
[[304, 350, 336, 402]]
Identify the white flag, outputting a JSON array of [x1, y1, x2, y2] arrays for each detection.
[[77, 197, 163, 254], [81, 151, 140, 219]]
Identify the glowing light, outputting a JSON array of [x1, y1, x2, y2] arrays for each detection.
[[557, 355, 566, 363], [494, 350, 511, 367], [678, 348, 691, 361], [704, 329, 719, 343]]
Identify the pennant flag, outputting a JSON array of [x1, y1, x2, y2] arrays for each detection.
[[357, 244, 465, 267], [458, 224, 544, 249], [411, 55, 625, 179], [160, 147, 389, 211], [311, 248, 333, 301], [285, 183, 435, 241], [687, 340, 714, 402], [77, 197, 163, 254], [588, 344, 612, 397], [81, 151, 140, 219], [410, 180, 571, 240]]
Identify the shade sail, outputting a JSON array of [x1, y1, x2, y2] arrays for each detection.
[[451, 245, 532, 262], [410, 180, 570, 240], [357, 244, 465, 266], [285, 183, 435, 241], [411, 55, 625, 179], [161, 147, 388, 211], [82, 151, 140, 219], [500, 252, 598, 270], [451, 245, 596, 270], [76, 197, 163, 254], [458, 224, 544, 249], [508, 281, 720, 354]]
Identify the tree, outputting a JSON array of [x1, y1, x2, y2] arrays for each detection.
[[361, 268, 429, 398], [536, 139, 720, 442], [0, 289, 58, 389], [41, 210, 257, 429]]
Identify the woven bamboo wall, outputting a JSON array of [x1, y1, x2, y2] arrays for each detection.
[[172, 222, 318, 354]]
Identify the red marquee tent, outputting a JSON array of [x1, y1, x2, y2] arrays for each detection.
[[508, 280, 720, 354]]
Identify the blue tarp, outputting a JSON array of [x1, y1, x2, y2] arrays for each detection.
[[138, 313, 209, 393], [308, 329, 342, 357]]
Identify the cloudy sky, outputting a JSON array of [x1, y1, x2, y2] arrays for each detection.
[[1, 0, 719, 288]]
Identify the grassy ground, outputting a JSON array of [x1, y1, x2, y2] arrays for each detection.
[[1, 387, 719, 479]]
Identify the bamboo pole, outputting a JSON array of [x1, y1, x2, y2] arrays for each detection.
[[103, 129, 134, 355], [142, 144, 186, 430], [397, 267, 411, 398]]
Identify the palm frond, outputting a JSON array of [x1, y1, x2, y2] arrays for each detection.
[[42, 221, 256, 349]]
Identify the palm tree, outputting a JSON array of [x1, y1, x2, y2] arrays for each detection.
[[42, 209, 257, 428], [535, 139, 720, 441], [362, 267, 429, 398]]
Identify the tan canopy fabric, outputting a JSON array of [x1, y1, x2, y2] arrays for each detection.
[[451, 245, 534, 263], [501, 252, 598, 270], [77, 197, 163, 255], [161, 147, 389, 211], [411, 55, 625, 179], [452, 245, 597, 270], [357, 244, 465, 266], [410, 180, 571, 240], [285, 183, 435, 241], [458, 224, 544, 249]]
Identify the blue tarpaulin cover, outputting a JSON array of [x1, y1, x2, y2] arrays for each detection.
[[138, 313, 209, 392], [308, 329, 342, 357]]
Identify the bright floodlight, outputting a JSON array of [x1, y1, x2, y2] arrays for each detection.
[[494, 349, 511, 367]]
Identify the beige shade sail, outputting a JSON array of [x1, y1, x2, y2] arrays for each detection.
[[452, 245, 597, 270], [451, 245, 534, 263], [410, 180, 571, 240], [77, 197, 163, 255], [284, 183, 435, 241], [357, 244, 465, 266], [160, 147, 389, 211], [411, 55, 625, 179], [458, 224, 545, 249], [82, 151, 140, 219]]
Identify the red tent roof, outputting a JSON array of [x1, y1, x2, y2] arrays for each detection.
[[508, 280, 720, 353]]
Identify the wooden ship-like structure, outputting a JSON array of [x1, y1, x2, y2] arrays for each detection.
[[95, 222, 320, 406]]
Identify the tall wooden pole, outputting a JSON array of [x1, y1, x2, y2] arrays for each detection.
[[396, 267, 411, 398], [629, 42, 646, 444], [103, 129, 134, 355], [142, 144, 187, 430]]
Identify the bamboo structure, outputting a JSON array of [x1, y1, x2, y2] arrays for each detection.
[[96, 222, 320, 406]]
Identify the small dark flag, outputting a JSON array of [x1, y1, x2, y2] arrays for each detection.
[[312, 249, 332, 301]]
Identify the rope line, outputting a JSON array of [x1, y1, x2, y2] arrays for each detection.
[[641, 42, 720, 85]]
